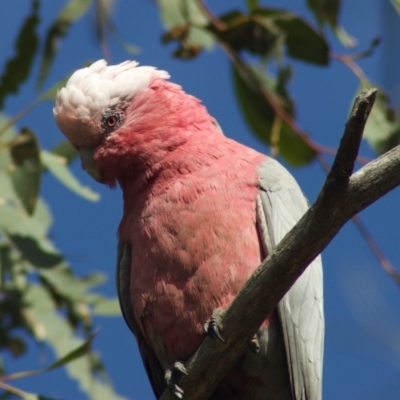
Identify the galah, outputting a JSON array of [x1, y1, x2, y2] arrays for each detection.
[[53, 60, 324, 400]]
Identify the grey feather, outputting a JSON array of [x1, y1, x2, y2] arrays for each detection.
[[257, 158, 324, 400], [116, 241, 166, 398]]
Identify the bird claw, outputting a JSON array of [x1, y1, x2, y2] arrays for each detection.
[[165, 362, 188, 399], [204, 308, 226, 343], [249, 334, 260, 354]]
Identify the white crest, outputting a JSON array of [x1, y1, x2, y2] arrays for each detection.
[[53, 60, 170, 121]]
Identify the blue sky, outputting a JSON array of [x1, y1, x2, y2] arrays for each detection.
[[1, 1, 400, 399]]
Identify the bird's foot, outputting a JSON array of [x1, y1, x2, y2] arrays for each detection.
[[164, 361, 188, 399], [249, 334, 260, 354], [204, 308, 226, 343]]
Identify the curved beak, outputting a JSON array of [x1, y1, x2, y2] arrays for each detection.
[[78, 147, 104, 183]]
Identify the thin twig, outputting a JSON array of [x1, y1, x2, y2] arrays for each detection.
[[331, 53, 369, 82]]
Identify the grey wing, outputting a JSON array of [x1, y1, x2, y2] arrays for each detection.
[[117, 241, 166, 398], [256, 158, 324, 400]]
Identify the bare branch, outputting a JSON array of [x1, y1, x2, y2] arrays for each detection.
[[160, 89, 400, 400]]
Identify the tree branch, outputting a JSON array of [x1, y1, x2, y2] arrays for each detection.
[[160, 88, 400, 399]]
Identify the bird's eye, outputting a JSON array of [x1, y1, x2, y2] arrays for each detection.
[[101, 109, 124, 135], [106, 115, 118, 127]]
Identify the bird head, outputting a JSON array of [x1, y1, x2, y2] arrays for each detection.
[[53, 60, 173, 185]]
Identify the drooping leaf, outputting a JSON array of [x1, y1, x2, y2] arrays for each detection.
[[92, 298, 121, 316], [306, 0, 341, 27], [51, 141, 78, 164], [0, 114, 18, 167], [8, 128, 41, 215], [392, 0, 400, 14], [246, 0, 259, 11], [306, 0, 356, 47], [39, 265, 88, 302], [362, 86, 400, 155], [232, 63, 315, 165], [41, 150, 99, 201], [0, 170, 64, 270], [24, 285, 127, 400], [0, 0, 40, 109], [214, 11, 281, 58], [256, 9, 329, 65], [1, 333, 96, 380], [8, 235, 63, 268], [37, 0, 92, 89], [159, 0, 214, 59], [44, 332, 96, 372]]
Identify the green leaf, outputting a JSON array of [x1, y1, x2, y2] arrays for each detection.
[[306, 0, 341, 27], [51, 141, 78, 164], [256, 9, 329, 65], [159, 0, 214, 59], [0, 334, 96, 382], [38, 0, 92, 89], [362, 86, 400, 155], [392, 0, 400, 14], [8, 128, 41, 215], [0, 168, 63, 270], [9, 235, 63, 268], [216, 11, 281, 58], [306, 0, 356, 47], [246, 0, 259, 11], [39, 266, 88, 302], [0, 114, 18, 170], [41, 150, 99, 201], [24, 285, 127, 400], [92, 298, 121, 316], [232, 63, 315, 166], [45, 332, 96, 372], [0, 0, 40, 109]]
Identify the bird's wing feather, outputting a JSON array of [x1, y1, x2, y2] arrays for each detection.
[[257, 158, 324, 400], [116, 241, 167, 398]]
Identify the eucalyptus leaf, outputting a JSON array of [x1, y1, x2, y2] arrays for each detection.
[[0, 113, 18, 142], [0, 0, 40, 109], [216, 11, 280, 58], [44, 332, 96, 372], [39, 266, 88, 302], [159, 0, 214, 59], [24, 285, 127, 400], [392, 0, 400, 14], [38, 0, 92, 88], [41, 150, 99, 201], [306, 0, 341, 27], [93, 298, 121, 316], [232, 63, 315, 165], [306, 0, 356, 47], [9, 235, 63, 268], [51, 141, 78, 164], [8, 128, 41, 215], [362, 86, 400, 155], [256, 9, 329, 65]]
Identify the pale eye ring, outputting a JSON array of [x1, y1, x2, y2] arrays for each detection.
[[101, 109, 124, 135]]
